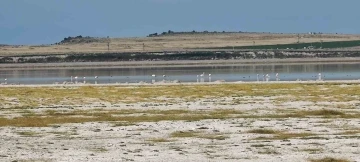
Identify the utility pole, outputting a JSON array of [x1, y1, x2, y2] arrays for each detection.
[[297, 34, 300, 44], [297, 34, 300, 49], [107, 36, 110, 51], [320, 40, 323, 49]]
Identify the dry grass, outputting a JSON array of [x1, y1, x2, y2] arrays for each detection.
[[302, 148, 324, 154], [0, 109, 241, 127], [243, 109, 359, 119], [170, 131, 228, 140], [170, 131, 200, 138], [147, 138, 173, 143], [309, 157, 350, 162], [255, 132, 316, 140], [16, 131, 42, 137], [112, 122, 136, 127], [15, 159, 52, 162], [258, 149, 279, 155], [335, 130, 360, 135], [1, 33, 360, 55], [1, 83, 360, 127], [248, 129, 278, 134], [88, 147, 108, 153], [0, 109, 359, 128], [198, 134, 229, 140], [1, 83, 360, 108]]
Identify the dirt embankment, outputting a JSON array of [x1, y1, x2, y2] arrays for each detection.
[[1, 50, 360, 65]]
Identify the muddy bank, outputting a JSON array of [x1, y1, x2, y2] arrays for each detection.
[[0, 57, 360, 69], [1, 50, 360, 65]]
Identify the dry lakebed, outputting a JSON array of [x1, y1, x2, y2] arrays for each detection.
[[0, 81, 360, 162]]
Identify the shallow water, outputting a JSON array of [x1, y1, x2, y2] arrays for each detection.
[[1, 63, 360, 84]]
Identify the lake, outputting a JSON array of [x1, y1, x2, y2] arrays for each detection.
[[1, 63, 360, 84]]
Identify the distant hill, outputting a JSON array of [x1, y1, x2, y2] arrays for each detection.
[[1, 32, 360, 56], [56, 35, 106, 45]]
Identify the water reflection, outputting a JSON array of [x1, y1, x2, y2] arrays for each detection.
[[0, 63, 360, 84]]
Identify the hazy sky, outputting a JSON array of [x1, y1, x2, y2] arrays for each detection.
[[1, 0, 359, 45]]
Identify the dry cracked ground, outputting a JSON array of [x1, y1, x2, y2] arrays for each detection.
[[0, 83, 360, 162]]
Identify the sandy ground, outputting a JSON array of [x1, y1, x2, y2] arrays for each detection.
[[1, 33, 360, 55], [0, 81, 360, 162]]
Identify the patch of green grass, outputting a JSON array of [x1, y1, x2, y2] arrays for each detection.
[[309, 157, 350, 162]]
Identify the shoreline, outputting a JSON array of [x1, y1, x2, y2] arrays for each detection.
[[1, 80, 360, 88], [1, 57, 360, 69]]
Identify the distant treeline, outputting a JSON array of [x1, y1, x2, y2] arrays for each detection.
[[146, 30, 330, 37], [147, 30, 245, 37], [2, 50, 360, 64]]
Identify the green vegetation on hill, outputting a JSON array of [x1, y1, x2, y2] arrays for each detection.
[[210, 40, 360, 50]]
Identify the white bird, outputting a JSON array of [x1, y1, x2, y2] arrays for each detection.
[[151, 74, 156, 77], [200, 72, 205, 77], [95, 76, 98, 79], [4, 78, 7, 81], [209, 74, 211, 77], [163, 75, 166, 77]]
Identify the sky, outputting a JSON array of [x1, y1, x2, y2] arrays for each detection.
[[0, 0, 359, 45]]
